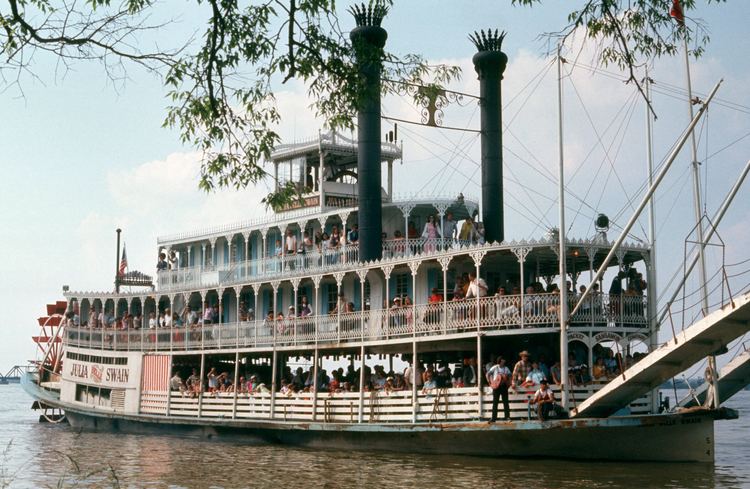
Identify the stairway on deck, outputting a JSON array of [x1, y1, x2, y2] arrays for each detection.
[[678, 348, 750, 408], [573, 291, 750, 418]]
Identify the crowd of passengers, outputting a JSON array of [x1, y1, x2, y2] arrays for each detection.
[[156, 212, 489, 272], [168, 346, 646, 420], [63, 264, 647, 335]]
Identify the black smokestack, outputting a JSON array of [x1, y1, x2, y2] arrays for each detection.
[[350, 3, 388, 262], [470, 29, 507, 244]]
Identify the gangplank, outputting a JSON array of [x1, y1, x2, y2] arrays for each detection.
[[574, 291, 750, 418], [678, 347, 750, 408]]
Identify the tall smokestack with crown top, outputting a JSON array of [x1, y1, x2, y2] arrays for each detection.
[[471, 30, 508, 244], [350, 3, 388, 262]]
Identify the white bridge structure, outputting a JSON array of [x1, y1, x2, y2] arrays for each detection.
[[574, 291, 750, 418], [679, 347, 750, 409]]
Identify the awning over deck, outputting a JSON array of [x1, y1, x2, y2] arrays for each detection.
[[573, 290, 750, 418]]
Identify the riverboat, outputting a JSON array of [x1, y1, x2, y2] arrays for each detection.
[[23, 4, 750, 463]]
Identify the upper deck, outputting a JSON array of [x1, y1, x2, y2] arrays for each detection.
[[154, 194, 480, 293], [63, 235, 653, 363]]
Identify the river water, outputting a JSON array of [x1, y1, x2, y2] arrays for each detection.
[[1, 384, 748, 489]]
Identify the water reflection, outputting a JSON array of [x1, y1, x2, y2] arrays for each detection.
[[2, 386, 749, 489]]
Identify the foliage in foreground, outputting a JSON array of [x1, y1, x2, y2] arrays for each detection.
[[0, 0, 726, 208]]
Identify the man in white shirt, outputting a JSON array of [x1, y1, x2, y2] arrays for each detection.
[[465, 271, 488, 299], [148, 312, 156, 329], [170, 372, 185, 394], [486, 356, 511, 422], [284, 229, 298, 270], [403, 361, 423, 389]]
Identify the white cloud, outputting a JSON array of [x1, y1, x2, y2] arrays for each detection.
[[106, 151, 203, 214]]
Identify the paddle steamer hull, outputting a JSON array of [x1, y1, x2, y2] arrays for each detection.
[[58, 401, 717, 463]]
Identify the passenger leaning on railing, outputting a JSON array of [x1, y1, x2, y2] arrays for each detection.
[[421, 215, 441, 253], [545, 285, 561, 315], [443, 211, 457, 245], [299, 296, 312, 317], [511, 350, 531, 390], [522, 286, 537, 318], [156, 252, 168, 271], [347, 224, 359, 244], [285, 229, 297, 255], [465, 271, 488, 299], [239, 301, 249, 321], [302, 231, 314, 252], [495, 287, 519, 320]]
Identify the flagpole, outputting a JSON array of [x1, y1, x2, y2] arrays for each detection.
[[556, 43, 570, 410], [115, 228, 122, 293], [677, 4, 718, 409]]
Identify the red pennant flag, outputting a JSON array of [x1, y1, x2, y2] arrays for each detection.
[[670, 0, 685, 26]]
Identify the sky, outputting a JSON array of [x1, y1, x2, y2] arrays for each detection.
[[1, 1, 750, 373]]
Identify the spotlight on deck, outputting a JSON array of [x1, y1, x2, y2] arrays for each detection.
[[595, 214, 610, 231], [62, 285, 69, 292], [595, 214, 609, 243]]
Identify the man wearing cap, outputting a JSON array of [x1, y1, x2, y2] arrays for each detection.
[[512, 351, 532, 389], [530, 379, 556, 421]]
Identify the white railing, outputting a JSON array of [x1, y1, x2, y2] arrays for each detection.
[[381, 238, 472, 258], [139, 384, 652, 423], [156, 239, 476, 291], [66, 294, 647, 352]]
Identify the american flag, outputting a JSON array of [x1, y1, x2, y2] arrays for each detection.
[[119, 245, 128, 277], [141, 354, 171, 392]]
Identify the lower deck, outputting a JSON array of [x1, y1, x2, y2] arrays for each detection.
[[139, 383, 652, 424]]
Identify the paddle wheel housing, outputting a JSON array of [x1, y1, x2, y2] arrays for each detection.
[[30, 300, 68, 423]]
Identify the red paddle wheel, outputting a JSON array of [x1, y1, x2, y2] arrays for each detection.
[[31, 300, 68, 423]]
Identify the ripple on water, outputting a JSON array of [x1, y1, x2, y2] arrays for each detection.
[[1, 385, 748, 489]]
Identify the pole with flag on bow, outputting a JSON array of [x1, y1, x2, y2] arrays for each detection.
[[119, 245, 128, 278], [115, 228, 122, 293], [670, 0, 720, 409]]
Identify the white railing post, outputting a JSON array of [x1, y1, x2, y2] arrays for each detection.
[[513, 247, 531, 329], [383, 265, 393, 339], [334, 272, 344, 343], [358, 344, 366, 423], [356, 269, 368, 341], [197, 353, 205, 418], [408, 261, 420, 336], [313, 275, 321, 347]]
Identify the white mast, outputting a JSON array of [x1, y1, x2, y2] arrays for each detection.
[[644, 69, 659, 413], [557, 44, 570, 409], [682, 32, 719, 408]]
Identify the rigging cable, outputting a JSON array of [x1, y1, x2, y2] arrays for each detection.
[[564, 64, 649, 240]]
